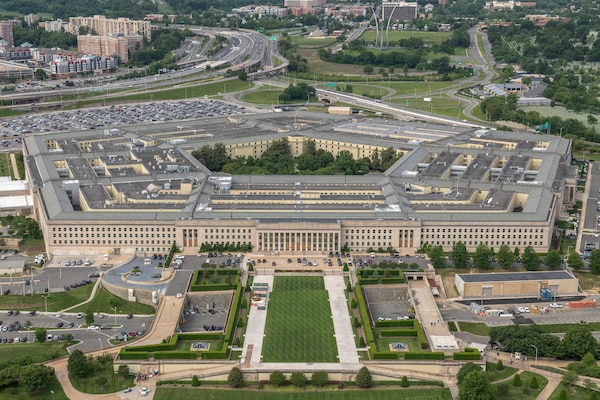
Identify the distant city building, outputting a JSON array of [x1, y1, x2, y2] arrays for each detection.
[[525, 14, 570, 27], [77, 34, 143, 63], [485, 1, 536, 9], [0, 47, 32, 61], [284, 0, 326, 7], [325, 5, 370, 18], [41, 19, 69, 32], [381, 1, 418, 21], [49, 54, 118, 77], [68, 15, 151, 41], [24, 14, 39, 27], [232, 5, 288, 18], [0, 20, 20, 48]]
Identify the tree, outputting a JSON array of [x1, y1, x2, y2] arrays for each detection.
[[530, 376, 539, 389], [451, 241, 469, 268], [355, 366, 373, 388], [459, 370, 495, 400], [473, 243, 493, 270], [19, 364, 53, 392], [512, 373, 522, 387], [227, 367, 244, 388], [545, 249, 563, 270], [521, 246, 541, 271], [34, 328, 47, 343], [67, 350, 89, 379], [117, 365, 130, 380], [562, 370, 578, 386], [191, 375, 200, 387], [567, 251, 584, 270], [496, 360, 504, 371], [589, 249, 600, 274], [311, 371, 328, 387], [290, 372, 307, 388], [270, 371, 286, 387], [34, 68, 46, 80], [497, 245, 515, 268], [95, 376, 108, 389], [363, 65, 374, 74], [457, 362, 483, 385], [427, 245, 446, 268], [400, 375, 409, 387], [563, 326, 598, 360]]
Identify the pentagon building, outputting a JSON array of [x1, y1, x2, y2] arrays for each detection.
[[22, 107, 577, 257]]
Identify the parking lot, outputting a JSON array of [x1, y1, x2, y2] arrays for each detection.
[[179, 292, 231, 333], [0, 100, 246, 137], [361, 286, 414, 324]]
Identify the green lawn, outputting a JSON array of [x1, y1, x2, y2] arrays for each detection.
[[0, 285, 94, 312], [0, 376, 68, 400], [457, 321, 490, 337], [493, 371, 547, 400], [240, 87, 285, 104], [0, 154, 15, 179], [154, 387, 453, 400], [69, 285, 156, 315], [0, 341, 70, 363], [70, 354, 134, 394], [374, 336, 420, 354], [359, 30, 451, 44], [485, 362, 518, 382], [548, 383, 597, 399], [291, 36, 338, 48], [262, 277, 338, 363]]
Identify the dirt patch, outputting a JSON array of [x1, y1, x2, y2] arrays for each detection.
[[441, 274, 459, 298]]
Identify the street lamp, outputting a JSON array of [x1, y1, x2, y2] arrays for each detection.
[[529, 344, 538, 367], [42, 294, 50, 313], [112, 307, 117, 325]]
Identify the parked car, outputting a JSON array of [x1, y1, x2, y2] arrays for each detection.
[[549, 303, 563, 308]]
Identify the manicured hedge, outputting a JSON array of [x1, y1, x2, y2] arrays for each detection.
[[375, 320, 414, 328], [414, 320, 428, 349], [122, 343, 176, 352], [200, 343, 229, 359], [404, 352, 445, 360], [357, 278, 379, 285], [118, 351, 149, 360], [355, 284, 375, 344], [453, 352, 481, 360], [174, 333, 222, 341], [359, 269, 402, 277], [380, 329, 417, 337], [154, 351, 197, 360], [372, 352, 399, 359], [190, 270, 241, 291], [381, 277, 405, 284], [191, 283, 237, 291]]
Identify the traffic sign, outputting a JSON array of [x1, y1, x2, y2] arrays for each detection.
[[328, 82, 337, 88]]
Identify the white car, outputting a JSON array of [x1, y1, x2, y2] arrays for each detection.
[[523, 306, 531, 313], [87, 325, 99, 330], [55, 313, 62, 318], [139, 387, 149, 396], [550, 303, 563, 308], [516, 306, 525, 313]]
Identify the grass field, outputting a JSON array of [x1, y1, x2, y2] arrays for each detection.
[[154, 387, 453, 400], [69, 285, 156, 315], [0, 376, 68, 400], [548, 383, 597, 399], [0, 341, 70, 363], [518, 105, 595, 129], [456, 321, 490, 336], [493, 371, 547, 399], [70, 354, 134, 394], [291, 36, 338, 48], [0, 153, 15, 179], [485, 362, 518, 382], [359, 30, 451, 44], [0, 284, 93, 312], [262, 277, 338, 363]]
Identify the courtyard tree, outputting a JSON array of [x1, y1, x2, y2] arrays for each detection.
[[311, 371, 329, 387], [545, 249, 562, 270], [227, 367, 244, 388], [451, 241, 469, 268], [563, 326, 598, 360], [427, 245, 446, 268], [85, 311, 94, 326], [19, 364, 53, 392], [117, 365, 130, 380], [589, 249, 600, 274], [290, 372, 307, 388], [473, 243, 493, 270], [497, 245, 515, 268], [457, 362, 482, 385], [355, 366, 373, 388], [521, 246, 541, 271], [34, 328, 47, 343], [270, 371, 286, 387], [459, 370, 495, 400], [567, 251, 584, 270], [67, 349, 89, 379]]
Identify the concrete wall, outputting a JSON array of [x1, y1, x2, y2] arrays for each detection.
[[460, 278, 579, 299], [101, 279, 160, 308]]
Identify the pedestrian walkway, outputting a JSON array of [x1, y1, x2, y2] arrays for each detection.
[[241, 274, 274, 367]]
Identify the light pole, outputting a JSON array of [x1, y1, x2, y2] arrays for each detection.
[[529, 344, 538, 367], [42, 294, 50, 313], [98, 338, 103, 352], [112, 307, 117, 325]]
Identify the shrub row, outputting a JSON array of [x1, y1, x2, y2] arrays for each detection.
[[375, 320, 414, 328], [372, 352, 399, 360], [190, 283, 237, 291], [118, 351, 149, 360], [380, 329, 417, 337], [156, 380, 192, 386], [414, 320, 428, 349], [354, 283, 376, 359], [381, 277, 405, 284], [404, 352, 445, 360], [357, 278, 379, 285], [453, 352, 482, 360], [154, 351, 197, 360]]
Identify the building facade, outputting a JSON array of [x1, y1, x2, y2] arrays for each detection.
[[68, 15, 151, 41]]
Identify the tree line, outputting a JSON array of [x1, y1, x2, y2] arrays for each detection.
[[191, 138, 401, 175]]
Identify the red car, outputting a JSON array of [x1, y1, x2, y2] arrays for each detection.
[[128, 331, 137, 337]]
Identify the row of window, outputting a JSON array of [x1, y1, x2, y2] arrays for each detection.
[[423, 228, 542, 234], [54, 239, 170, 245], [205, 229, 251, 234], [53, 233, 173, 238], [52, 226, 174, 232], [424, 235, 543, 240]]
